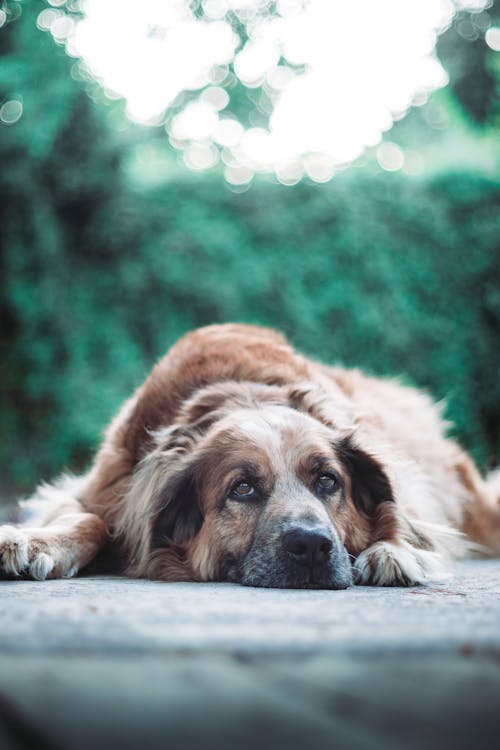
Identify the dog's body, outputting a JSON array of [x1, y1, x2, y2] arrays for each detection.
[[1, 324, 499, 587]]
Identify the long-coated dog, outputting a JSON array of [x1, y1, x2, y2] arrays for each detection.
[[1, 324, 499, 588]]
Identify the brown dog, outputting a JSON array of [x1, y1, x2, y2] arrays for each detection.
[[1, 324, 499, 588]]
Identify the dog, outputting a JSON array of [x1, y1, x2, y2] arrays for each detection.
[[1, 323, 499, 588]]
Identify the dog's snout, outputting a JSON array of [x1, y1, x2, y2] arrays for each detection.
[[282, 527, 333, 567]]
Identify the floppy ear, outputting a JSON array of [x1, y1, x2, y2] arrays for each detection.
[[337, 437, 395, 515], [145, 424, 205, 548], [114, 424, 204, 576], [147, 386, 245, 551], [151, 468, 203, 548]]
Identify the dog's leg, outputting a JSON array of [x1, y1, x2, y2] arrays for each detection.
[[0, 477, 108, 580], [352, 500, 449, 586], [353, 539, 444, 586], [356, 453, 500, 586], [0, 513, 108, 580], [461, 457, 500, 554]]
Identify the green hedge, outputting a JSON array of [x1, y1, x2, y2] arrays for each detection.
[[1, 166, 499, 492]]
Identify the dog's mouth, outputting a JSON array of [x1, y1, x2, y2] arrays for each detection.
[[242, 577, 352, 590], [239, 564, 353, 590], [238, 534, 354, 590], [213, 555, 354, 589]]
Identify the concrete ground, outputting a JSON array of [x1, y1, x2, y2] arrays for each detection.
[[1, 560, 499, 750]]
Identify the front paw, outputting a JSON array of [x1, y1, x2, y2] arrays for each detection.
[[354, 541, 445, 586], [0, 525, 55, 580]]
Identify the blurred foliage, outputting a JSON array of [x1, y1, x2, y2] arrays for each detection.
[[389, 2, 499, 172], [0, 1, 499, 495], [437, 4, 499, 124]]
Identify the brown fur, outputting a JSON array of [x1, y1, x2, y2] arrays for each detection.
[[1, 323, 499, 587]]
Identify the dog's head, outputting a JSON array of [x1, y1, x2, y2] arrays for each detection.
[[118, 381, 395, 589]]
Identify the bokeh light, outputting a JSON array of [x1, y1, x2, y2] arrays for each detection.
[[37, 0, 494, 183], [485, 26, 500, 50], [0, 98, 23, 124], [377, 142, 405, 172]]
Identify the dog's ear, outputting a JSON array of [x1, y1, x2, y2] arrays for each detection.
[[148, 425, 204, 548], [115, 422, 205, 577], [337, 436, 394, 515], [152, 468, 203, 547]]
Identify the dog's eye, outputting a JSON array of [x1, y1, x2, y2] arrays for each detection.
[[316, 474, 338, 494], [230, 481, 256, 499]]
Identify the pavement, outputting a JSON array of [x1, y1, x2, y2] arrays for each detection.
[[1, 560, 499, 750]]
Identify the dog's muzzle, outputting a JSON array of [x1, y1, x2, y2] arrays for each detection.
[[280, 523, 351, 589], [241, 519, 353, 590]]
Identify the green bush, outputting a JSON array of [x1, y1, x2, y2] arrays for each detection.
[[1, 165, 499, 492]]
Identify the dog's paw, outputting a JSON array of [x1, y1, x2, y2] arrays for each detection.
[[353, 540, 445, 586], [0, 526, 30, 576], [0, 525, 56, 580]]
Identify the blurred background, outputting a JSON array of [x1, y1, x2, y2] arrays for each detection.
[[0, 0, 499, 500]]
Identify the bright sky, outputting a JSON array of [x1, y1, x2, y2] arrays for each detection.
[[39, 0, 492, 184]]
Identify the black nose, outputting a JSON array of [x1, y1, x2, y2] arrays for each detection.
[[282, 527, 334, 568]]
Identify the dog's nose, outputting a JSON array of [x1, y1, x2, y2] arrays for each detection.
[[282, 527, 333, 567]]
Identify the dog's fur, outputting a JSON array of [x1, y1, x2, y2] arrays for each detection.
[[1, 324, 499, 588]]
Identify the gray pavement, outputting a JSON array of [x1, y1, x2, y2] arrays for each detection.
[[1, 560, 500, 750]]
